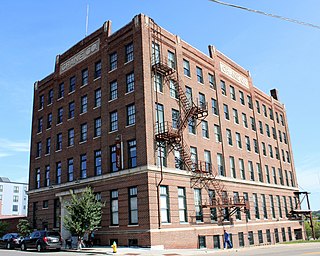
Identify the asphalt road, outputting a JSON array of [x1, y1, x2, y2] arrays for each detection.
[[0, 243, 319, 256]]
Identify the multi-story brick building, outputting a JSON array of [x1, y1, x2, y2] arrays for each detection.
[[28, 14, 304, 249]]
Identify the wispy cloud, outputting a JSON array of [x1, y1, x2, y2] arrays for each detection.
[[0, 138, 30, 153], [0, 152, 11, 158]]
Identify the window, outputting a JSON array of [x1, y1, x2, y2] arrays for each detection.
[[183, 59, 190, 77], [56, 162, 61, 184], [283, 196, 288, 217], [126, 42, 134, 62], [253, 193, 259, 219], [265, 165, 270, 183], [280, 114, 284, 126], [13, 195, 19, 202], [155, 103, 164, 133], [69, 76, 76, 92], [259, 121, 263, 134], [36, 142, 42, 157], [245, 136, 251, 151], [126, 72, 135, 93], [275, 228, 279, 243], [160, 186, 170, 223], [196, 66, 204, 83], [263, 104, 267, 117], [13, 186, 19, 193], [230, 156, 236, 178], [236, 132, 242, 149], [253, 139, 259, 153], [175, 150, 183, 170], [37, 118, 43, 133], [186, 86, 193, 105], [47, 113, 52, 129], [169, 80, 178, 99], [239, 159, 245, 180], [226, 129, 233, 146], [94, 61, 101, 79], [45, 165, 50, 187], [43, 200, 48, 209], [262, 194, 267, 219], [234, 192, 241, 220], [262, 142, 266, 156], [167, 50, 175, 69], [217, 153, 225, 176], [278, 130, 282, 142], [172, 109, 180, 129], [128, 140, 137, 168], [110, 145, 118, 172], [242, 113, 248, 128], [277, 195, 282, 218], [279, 168, 284, 185], [223, 104, 229, 120], [248, 231, 254, 245], [57, 107, 63, 124], [204, 150, 212, 173], [110, 80, 118, 100], [220, 80, 226, 95], [58, 83, 64, 99], [188, 117, 196, 134], [239, 90, 244, 105], [199, 92, 206, 109], [190, 147, 198, 170], [211, 98, 219, 115], [268, 145, 273, 158], [39, 95, 44, 109], [94, 88, 101, 107], [266, 229, 272, 243], [80, 123, 87, 142], [208, 73, 216, 89], [250, 117, 256, 131], [272, 127, 277, 140], [129, 187, 138, 224], [214, 125, 221, 143], [80, 154, 87, 179], [178, 187, 187, 222], [202, 121, 209, 138], [233, 108, 239, 124], [275, 147, 280, 160], [46, 137, 51, 154], [209, 190, 217, 222], [194, 188, 203, 222], [81, 95, 88, 113], [48, 89, 53, 105], [94, 150, 102, 176], [269, 108, 274, 120], [258, 230, 263, 244], [283, 132, 287, 144], [36, 168, 40, 188], [272, 167, 277, 184], [238, 232, 244, 247], [256, 100, 260, 113], [249, 161, 254, 181], [152, 42, 160, 64], [157, 142, 167, 167], [111, 190, 119, 225], [127, 104, 136, 126], [68, 158, 74, 181], [230, 85, 236, 100], [257, 163, 263, 182], [290, 171, 295, 187], [247, 95, 253, 109], [110, 111, 118, 132], [82, 69, 88, 86], [68, 128, 74, 147], [94, 118, 102, 139], [110, 52, 117, 71], [68, 101, 75, 119], [154, 73, 163, 92], [12, 205, 18, 212], [243, 192, 250, 219]]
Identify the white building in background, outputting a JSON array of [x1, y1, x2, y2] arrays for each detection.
[[0, 177, 28, 218]]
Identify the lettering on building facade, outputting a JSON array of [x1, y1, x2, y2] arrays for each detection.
[[220, 61, 249, 89]]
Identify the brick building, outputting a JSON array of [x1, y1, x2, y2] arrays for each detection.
[[28, 14, 304, 249]]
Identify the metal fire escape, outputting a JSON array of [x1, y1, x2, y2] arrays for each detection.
[[149, 19, 249, 222]]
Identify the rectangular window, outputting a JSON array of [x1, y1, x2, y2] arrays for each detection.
[[80, 123, 87, 142], [81, 95, 88, 113], [247, 95, 253, 109], [265, 165, 270, 183], [199, 92, 206, 109], [209, 190, 217, 222], [110, 80, 118, 100], [208, 73, 216, 89], [128, 140, 137, 168], [238, 232, 244, 247], [194, 188, 203, 222], [239, 159, 245, 180], [39, 95, 44, 109], [46, 137, 51, 155], [243, 192, 250, 220], [230, 85, 236, 100], [236, 132, 242, 149], [68, 158, 74, 182], [56, 162, 61, 184], [258, 230, 263, 244], [56, 133, 62, 151], [259, 121, 263, 134], [45, 165, 50, 187], [266, 229, 271, 243], [248, 231, 254, 245], [169, 80, 178, 99], [245, 136, 251, 151], [127, 104, 136, 126], [220, 80, 226, 95], [233, 108, 239, 124], [262, 194, 268, 219], [249, 161, 254, 181], [266, 124, 270, 137], [230, 156, 236, 178], [283, 196, 288, 217], [279, 168, 284, 185], [211, 98, 219, 115], [43, 200, 48, 209], [94, 117, 102, 137], [13, 195, 19, 202], [196, 66, 204, 83], [47, 113, 52, 129], [94, 150, 102, 176], [239, 90, 244, 105], [234, 192, 241, 220], [82, 69, 88, 86], [214, 125, 222, 143], [157, 142, 167, 167], [178, 187, 187, 222], [154, 73, 163, 92], [172, 109, 180, 129], [242, 113, 248, 128], [223, 104, 229, 120], [282, 227, 286, 242], [226, 129, 233, 146], [37, 118, 43, 133], [188, 117, 196, 134], [217, 153, 225, 176], [250, 117, 256, 131], [110, 145, 118, 172], [167, 50, 175, 69], [126, 72, 135, 93], [58, 83, 64, 99], [160, 186, 170, 223], [110, 52, 117, 71], [129, 187, 138, 224], [269, 108, 274, 120], [183, 59, 190, 77], [204, 150, 212, 173], [94, 61, 101, 79], [80, 154, 87, 179], [275, 228, 279, 243], [269, 145, 273, 158], [202, 121, 209, 138], [57, 107, 63, 124], [190, 147, 198, 170], [186, 86, 193, 105], [253, 139, 259, 153], [111, 190, 119, 225], [126, 42, 134, 62], [69, 76, 76, 92], [110, 111, 118, 132], [68, 101, 75, 119], [256, 100, 260, 113], [277, 195, 282, 218], [68, 128, 74, 147], [152, 42, 160, 64], [262, 142, 267, 156], [263, 104, 267, 117], [94, 88, 101, 107], [272, 167, 277, 184], [257, 163, 263, 182]]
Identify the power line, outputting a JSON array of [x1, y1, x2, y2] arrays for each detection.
[[208, 0, 320, 30]]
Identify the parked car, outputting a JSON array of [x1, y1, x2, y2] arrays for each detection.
[[20, 230, 62, 252], [0, 233, 21, 249]]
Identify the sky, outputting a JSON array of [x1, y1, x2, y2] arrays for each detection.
[[0, 0, 319, 210]]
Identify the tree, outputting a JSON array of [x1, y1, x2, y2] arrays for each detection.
[[0, 221, 8, 236], [17, 219, 32, 237], [305, 220, 320, 239], [64, 187, 104, 242]]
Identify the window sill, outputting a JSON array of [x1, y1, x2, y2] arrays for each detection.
[[80, 83, 88, 88], [125, 124, 135, 128], [125, 90, 134, 96], [127, 224, 139, 227], [93, 76, 101, 82], [79, 140, 87, 145], [109, 130, 118, 134]]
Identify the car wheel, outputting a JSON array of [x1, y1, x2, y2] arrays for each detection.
[[37, 243, 42, 252], [6, 243, 11, 249], [21, 243, 26, 251]]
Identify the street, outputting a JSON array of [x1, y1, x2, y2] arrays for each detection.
[[0, 243, 319, 256]]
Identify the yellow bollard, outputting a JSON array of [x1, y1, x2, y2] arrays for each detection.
[[111, 241, 117, 253]]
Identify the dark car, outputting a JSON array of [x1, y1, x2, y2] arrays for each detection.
[[0, 233, 21, 249], [20, 230, 62, 252]]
